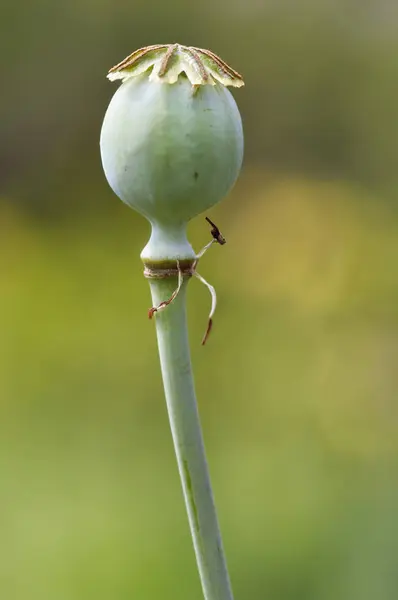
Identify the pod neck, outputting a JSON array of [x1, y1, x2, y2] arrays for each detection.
[[141, 221, 196, 271]]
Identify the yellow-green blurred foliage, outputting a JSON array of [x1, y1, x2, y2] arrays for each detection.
[[2, 1, 398, 599]]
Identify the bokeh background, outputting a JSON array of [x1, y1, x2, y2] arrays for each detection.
[[2, 1, 398, 598]]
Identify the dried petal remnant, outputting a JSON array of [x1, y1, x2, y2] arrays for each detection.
[[107, 43, 244, 88]]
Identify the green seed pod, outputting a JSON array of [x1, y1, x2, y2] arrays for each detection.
[[100, 44, 244, 261]]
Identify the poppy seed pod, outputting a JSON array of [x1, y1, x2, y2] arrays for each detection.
[[100, 44, 244, 261]]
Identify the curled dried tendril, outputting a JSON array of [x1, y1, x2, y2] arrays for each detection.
[[148, 217, 226, 345]]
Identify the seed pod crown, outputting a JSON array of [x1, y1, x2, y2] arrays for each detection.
[[107, 43, 244, 88]]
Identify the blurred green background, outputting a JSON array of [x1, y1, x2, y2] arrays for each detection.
[[2, 1, 398, 598]]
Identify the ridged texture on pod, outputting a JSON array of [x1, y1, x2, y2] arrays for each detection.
[[107, 43, 244, 88]]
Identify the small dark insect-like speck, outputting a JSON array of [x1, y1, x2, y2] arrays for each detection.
[[194, 172, 199, 180]]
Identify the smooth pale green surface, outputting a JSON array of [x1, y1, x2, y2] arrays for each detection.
[[140, 221, 197, 263], [100, 75, 243, 225], [148, 278, 233, 600]]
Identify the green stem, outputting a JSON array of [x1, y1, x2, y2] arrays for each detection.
[[148, 275, 234, 600]]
